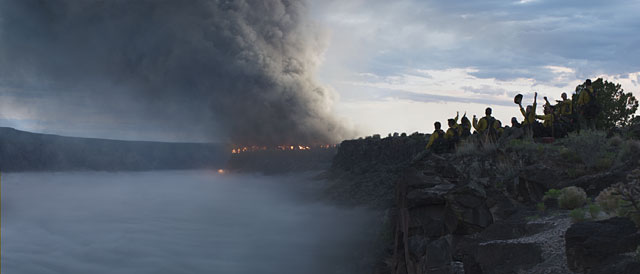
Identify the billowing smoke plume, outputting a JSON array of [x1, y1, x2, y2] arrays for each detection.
[[0, 0, 351, 145]]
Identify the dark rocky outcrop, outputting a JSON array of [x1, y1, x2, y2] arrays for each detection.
[[565, 217, 640, 273], [327, 130, 640, 274], [476, 242, 544, 273], [446, 182, 494, 234], [325, 134, 428, 207]]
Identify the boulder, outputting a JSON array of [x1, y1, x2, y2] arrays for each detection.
[[590, 254, 640, 274], [519, 164, 563, 189], [476, 242, 543, 274], [485, 187, 519, 221], [561, 171, 627, 196], [408, 235, 429, 258], [565, 217, 640, 273], [446, 182, 494, 234], [409, 204, 458, 238], [451, 235, 482, 274], [509, 176, 546, 204], [480, 221, 550, 241], [403, 167, 444, 189], [407, 183, 456, 207], [421, 237, 453, 274]]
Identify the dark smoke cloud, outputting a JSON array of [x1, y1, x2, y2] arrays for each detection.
[[0, 0, 351, 145]]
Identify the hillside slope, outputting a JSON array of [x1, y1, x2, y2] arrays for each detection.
[[0, 127, 228, 171]]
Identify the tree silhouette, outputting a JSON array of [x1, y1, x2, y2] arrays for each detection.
[[574, 78, 638, 129]]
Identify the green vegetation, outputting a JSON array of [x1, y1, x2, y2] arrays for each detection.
[[558, 130, 610, 170], [614, 140, 640, 168], [569, 208, 587, 223], [595, 178, 640, 226], [574, 78, 639, 129], [558, 186, 587, 210], [543, 189, 562, 200], [536, 202, 546, 213], [588, 203, 602, 219], [596, 187, 621, 214]]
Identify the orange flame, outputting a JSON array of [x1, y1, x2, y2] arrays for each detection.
[[231, 144, 335, 154]]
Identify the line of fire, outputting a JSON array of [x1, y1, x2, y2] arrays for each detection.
[[231, 144, 337, 154]]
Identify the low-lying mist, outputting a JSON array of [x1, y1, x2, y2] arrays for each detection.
[[1, 171, 379, 274]]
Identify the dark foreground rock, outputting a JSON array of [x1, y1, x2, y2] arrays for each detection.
[[565, 217, 640, 273], [476, 242, 543, 273]]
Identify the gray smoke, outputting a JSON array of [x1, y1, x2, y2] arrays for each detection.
[[0, 0, 351, 145]]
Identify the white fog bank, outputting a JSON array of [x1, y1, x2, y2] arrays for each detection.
[[1, 171, 380, 274]]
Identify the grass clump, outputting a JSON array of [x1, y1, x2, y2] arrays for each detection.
[[543, 188, 562, 200], [558, 186, 587, 210], [588, 203, 602, 219], [536, 202, 546, 213], [569, 208, 587, 223]]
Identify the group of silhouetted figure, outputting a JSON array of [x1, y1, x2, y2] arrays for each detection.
[[427, 79, 600, 153]]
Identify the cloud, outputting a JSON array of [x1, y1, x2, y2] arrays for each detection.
[[312, 0, 640, 81], [0, 0, 353, 145]]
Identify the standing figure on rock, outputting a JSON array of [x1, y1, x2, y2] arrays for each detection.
[[577, 79, 599, 131], [473, 107, 500, 142], [511, 117, 521, 128], [536, 104, 562, 138], [557, 92, 576, 133], [460, 112, 472, 138], [445, 116, 461, 150], [426, 121, 447, 153], [558, 92, 573, 117], [518, 92, 539, 136]]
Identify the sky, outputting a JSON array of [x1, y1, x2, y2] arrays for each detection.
[[310, 0, 640, 136], [0, 0, 639, 143]]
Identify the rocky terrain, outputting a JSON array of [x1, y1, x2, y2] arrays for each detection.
[[326, 127, 640, 274]]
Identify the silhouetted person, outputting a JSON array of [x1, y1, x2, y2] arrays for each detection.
[[511, 117, 521, 128], [473, 107, 500, 142], [577, 79, 599, 131], [426, 122, 447, 153], [460, 112, 472, 138]]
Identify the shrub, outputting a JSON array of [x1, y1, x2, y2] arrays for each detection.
[[595, 157, 614, 171], [596, 179, 640, 226], [455, 140, 475, 156], [559, 130, 609, 170], [609, 135, 624, 147], [614, 140, 640, 168], [567, 168, 587, 179], [536, 202, 546, 213], [558, 147, 581, 164], [558, 186, 587, 209], [570, 208, 586, 223], [596, 187, 622, 214], [588, 203, 602, 219], [543, 189, 562, 200], [495, 158, 522, 180]]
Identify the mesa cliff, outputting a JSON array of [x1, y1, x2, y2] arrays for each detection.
[[325, 126, 640, 274]]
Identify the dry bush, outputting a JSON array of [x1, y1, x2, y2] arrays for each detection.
[[558, 186, 587, 209], [596, 187, 622, 215]]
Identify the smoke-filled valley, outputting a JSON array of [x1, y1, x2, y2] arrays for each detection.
[[1, 171, 380, 274]]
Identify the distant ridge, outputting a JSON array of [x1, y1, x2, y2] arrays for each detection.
[[0, 127, 229, 172]]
